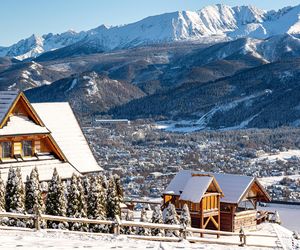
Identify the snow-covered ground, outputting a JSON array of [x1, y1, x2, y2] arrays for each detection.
[[256, 149, 300, 162], [0, 229, 236, 249], [0, 223, 296, 250], [259, 174, 300, 186]]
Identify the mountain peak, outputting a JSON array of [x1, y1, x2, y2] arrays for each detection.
[[2, 4, 300, 60]]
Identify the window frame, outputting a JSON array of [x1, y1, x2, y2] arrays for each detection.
[[1, 141, 12, 159], [22, 140, 33, 157]]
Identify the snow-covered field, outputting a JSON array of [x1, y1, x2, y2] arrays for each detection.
[[256, 150, 300, 162], [259, 174, 300, 187]]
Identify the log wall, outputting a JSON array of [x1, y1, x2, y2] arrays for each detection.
[[233, 210, 257, 232]]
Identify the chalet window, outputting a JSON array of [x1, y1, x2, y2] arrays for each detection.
[[22, 140, 32, 157], [1, 142, 12, 158]]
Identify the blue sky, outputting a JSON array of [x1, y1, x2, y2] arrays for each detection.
[[0, 0, 299, 46]]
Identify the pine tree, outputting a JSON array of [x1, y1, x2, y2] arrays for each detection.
[[151, 205, 164, 236], [25, 167, 44, 228], [5, 168, 25, 213], [163, 203, 179, 237], [82, 175, 91, 200], [5, 168, 25, 227], [67, 173, 87, 231], [87, 175, 106, 232], [179, 204, 191, 227], [137, 208, 150, 236], [0, 172, 5, 212], [114, 174, 123, 204], [0, 172, 6, 226], [106, 175, 120, 220], [179, 204, 192, 237], [100, 174, 108, 189], [25, 167, 44, 214], [45, 168, 68, 229]]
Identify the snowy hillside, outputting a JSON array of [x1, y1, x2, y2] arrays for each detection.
[[1, 4, 300, 59]]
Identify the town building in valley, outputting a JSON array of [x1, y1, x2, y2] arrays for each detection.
[[163, 170, 271, 232], [0, 91, 102, 181]]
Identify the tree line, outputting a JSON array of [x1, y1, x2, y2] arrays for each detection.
[[125, 202, 192, 237], [0, 167, 123, 232]]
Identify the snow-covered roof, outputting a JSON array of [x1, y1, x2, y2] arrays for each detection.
[[164, 170, 191, 196], [179, 176, 213, 203], [0, 91, 18, 125], [0, 115, 49, 136], [0, 159, 80, 182], [32, 102, 102, 173], [164, 170, 265, 204], [205, 172, 254, 204]]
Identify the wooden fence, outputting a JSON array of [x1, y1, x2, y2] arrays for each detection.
[[0, 211, 279, 248]]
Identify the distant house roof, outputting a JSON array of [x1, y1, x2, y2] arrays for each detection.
[[32, 102, 102, 173], [164, 170, 270, 204]]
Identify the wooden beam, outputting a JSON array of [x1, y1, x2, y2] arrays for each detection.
[[203, 216, 210, 228], [210, 216, 219, 229], [218, 195, 221, 238], [202, 192, 221, 198]]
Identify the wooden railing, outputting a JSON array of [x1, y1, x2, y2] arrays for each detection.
[[0, 211, 279, 248]]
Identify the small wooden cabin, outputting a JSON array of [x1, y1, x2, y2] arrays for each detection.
[[0, 91, 102, 181], [163, 170, 271, 232], [163, 173, 224, 231]]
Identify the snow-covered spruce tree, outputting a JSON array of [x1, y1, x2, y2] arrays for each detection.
[[163, 203, 179, 237], [179, 204, 191, 227], [114, 174, 123, 204], [106, 175, 121, 220], [136, 208, 150, 236], [0, 172, 6, 226], [45, 168, 68, 229], [179, 204, 192, 237], [25, 167, 44, 214], [0, 172, 5, 212], [100, 174, 108, 189], [77, 176, 88, 232], [5, 167, 25, 227], [82, 175, 91, 200], [67, 173, 87, 231], [5, 167, 25, 213], [25, 167, 45, 228], [87, 175, 106, 232], [151, 205, 164, 236]]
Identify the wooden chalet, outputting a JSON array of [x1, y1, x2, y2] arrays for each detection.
[[163, 170, 271, 232], [163, 173, 224, 231], [0, 91, 102, 181]]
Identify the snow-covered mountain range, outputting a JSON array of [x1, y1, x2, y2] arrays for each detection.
[[1, 4, 300, 60]]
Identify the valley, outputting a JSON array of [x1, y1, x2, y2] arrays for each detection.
[[82, 121, 300, 203]]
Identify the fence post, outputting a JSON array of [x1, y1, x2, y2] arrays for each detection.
[[239, 227, 245, 247], [114, 215, 121, 235], [180, 225, 187, 240], [34, 205, 41, 231]]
